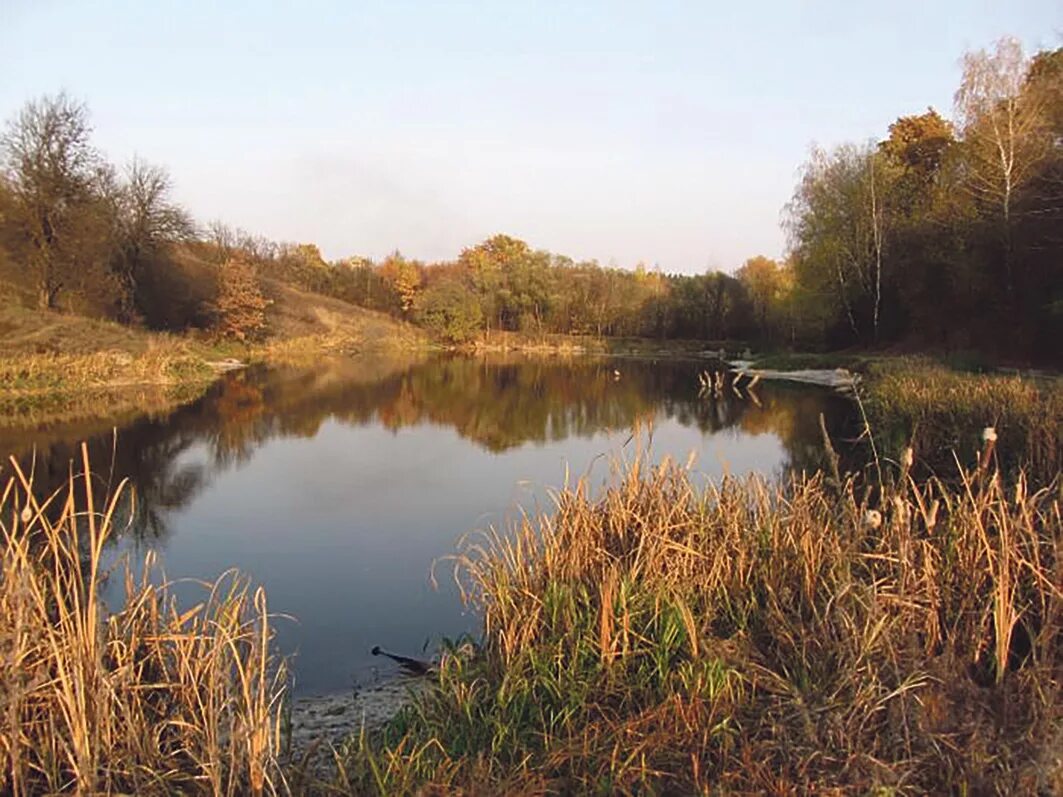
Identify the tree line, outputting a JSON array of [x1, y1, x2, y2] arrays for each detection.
[[1, 36, 1059, 358], [784, 37, 1061, 359]]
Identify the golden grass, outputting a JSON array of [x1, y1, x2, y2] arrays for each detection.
[[338, 439, 1062, 795], [0, 446, 287, 795], [0, 329, 217, 430]]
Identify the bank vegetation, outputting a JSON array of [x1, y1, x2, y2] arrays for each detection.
[[335, 438, 1061, 795]]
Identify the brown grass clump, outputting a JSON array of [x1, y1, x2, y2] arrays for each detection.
[[339, 442, 1062, 795], [0, 446, 287, 795]]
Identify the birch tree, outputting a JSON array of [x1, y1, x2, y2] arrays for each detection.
[[786, 143, 894, 342], [955, 37, 1052, 296]]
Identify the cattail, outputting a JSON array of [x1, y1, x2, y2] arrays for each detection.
[[900, 447, 914, 469], [978, 426, 997, 472], [1014, 477, 1026, 506], [863, 509, 882, 530]]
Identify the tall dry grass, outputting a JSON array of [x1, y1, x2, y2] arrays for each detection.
[[339, 440, 1062, 795], [0, 445, 287, 796]]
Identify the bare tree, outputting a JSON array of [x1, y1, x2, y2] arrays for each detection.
[[0, 93, 102, 308], [205, 219, 237, 262], [112, 158, 193, 319]]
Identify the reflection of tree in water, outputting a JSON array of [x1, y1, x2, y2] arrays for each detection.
[[2, 355, 857, 542]]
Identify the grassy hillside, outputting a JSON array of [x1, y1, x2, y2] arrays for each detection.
[[0, 270, 426, 429], [258, 277, 425, 357]]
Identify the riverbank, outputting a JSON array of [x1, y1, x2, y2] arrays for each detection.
[[722, 352, 1061, 482], [0, 295, 427, 429], [859, 357, 1062, 484], [0, 346, 221, 430], [282, 679, 429, 789]]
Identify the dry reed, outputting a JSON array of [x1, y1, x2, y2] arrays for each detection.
[[0, 345, 211, 395], [0, 445, 287, 796]]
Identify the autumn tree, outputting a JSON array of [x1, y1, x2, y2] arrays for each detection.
[[378, 251, 423, 315], [212, 255, 270, 341], [0, 93, 106, 309], [458, 234, 532, 331], [879, 109, 954, 216], [736, 255, 783, 339], [414, 278, 483, 342]]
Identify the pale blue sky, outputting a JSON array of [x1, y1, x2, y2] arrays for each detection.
[[2, 1, 1059, 272]]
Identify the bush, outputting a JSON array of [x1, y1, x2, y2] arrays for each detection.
[[413, 280, 483, 343]]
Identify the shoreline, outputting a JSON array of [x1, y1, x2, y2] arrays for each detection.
[[286, 678, 426, 756], [5, 337, 1056, 434]]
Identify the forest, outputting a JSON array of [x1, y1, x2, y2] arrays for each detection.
[[1, 37, 1060, 361]]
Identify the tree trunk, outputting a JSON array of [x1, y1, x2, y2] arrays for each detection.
[[37, 282, 58, 310], [836, 263, 860, 339], [869, 158, 883, 342]]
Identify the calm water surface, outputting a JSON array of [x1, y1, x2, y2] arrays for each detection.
[[3, 354, 856, 694]]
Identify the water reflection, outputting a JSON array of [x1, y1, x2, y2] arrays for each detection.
[[1, 355, 856, 692]]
